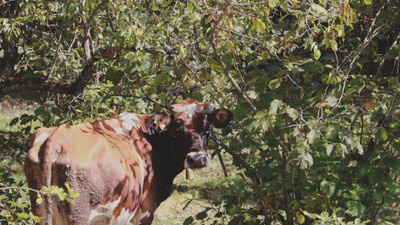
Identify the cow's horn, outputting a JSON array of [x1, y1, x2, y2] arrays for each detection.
[[186, 168, 193, 179]]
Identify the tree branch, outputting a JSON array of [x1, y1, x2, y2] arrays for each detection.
[[0, 44, 164, 99], [210, 135, 260, 183], [209, 0, 258, 113]]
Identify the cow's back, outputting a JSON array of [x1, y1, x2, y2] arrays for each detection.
[[25, 119, 146, 225]]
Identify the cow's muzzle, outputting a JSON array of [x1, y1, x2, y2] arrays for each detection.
[[184, 151, 209, 168]]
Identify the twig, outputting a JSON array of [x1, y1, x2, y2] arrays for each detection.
[[350, 108, 362, 132], [330, 1, 388, 110], [375, 31, 400, 77], [217, 152, 229, 177], [0, 186, 42, 194], [231, 1, 269, 6], [210, 135, 259, 183], [84, 0, 109, 62]]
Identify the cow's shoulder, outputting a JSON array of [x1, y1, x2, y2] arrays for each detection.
[[26, 127, 57, 164], [30, 127, 56, 147]]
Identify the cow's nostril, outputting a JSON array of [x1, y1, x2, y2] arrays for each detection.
[[202, 156, 207, 164], [186, 156, 194, 165]]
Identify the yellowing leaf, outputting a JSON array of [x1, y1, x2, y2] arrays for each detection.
[[297, 214, 305, 224], [268, 78, 282, 90], [252, 18, 265, 32], [315, 101, 328, 109], [364, 0, 372, 5], [260, 50, 270, 60], [205, 13, 214, 24], [314, 49, 321, 60], [363, 100, 375, 110], [268, 0, 279, 8]]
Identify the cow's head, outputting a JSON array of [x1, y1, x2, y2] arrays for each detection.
[[147, 99, 232, 169]]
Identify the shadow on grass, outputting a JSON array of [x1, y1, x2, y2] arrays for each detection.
[[0, 131, 29, 164]]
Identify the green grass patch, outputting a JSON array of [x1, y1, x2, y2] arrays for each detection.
[[153, 153, 242, 225]]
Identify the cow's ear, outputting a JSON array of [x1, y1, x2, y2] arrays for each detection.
[[148, 113, 171, 135], [208, 109, 233, 128]]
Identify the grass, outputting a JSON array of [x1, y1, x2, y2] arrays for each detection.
[[153, 155, 238, 225], [0, 98, 39, 133]]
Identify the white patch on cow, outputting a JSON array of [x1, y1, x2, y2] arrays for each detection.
[[131, 208, 151, 225], [119, 113, 141, 129], [202, 102, 214, 114], [33, 132, 50, 145], [89, 197, 136, 225], [114, 127, 130, 138], [172, 103, 197, 118], [114, 207, 137, 225], [115, 113, 141, 137]]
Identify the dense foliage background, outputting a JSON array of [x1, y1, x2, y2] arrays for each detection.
[[1, 0, 400, 224]]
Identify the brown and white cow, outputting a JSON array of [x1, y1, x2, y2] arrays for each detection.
[[24, 99, 232, 225]]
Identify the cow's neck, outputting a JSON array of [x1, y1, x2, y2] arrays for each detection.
[[145, 132, 184, 205]]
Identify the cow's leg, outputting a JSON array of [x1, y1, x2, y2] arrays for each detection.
[[25, 128, 56, 225], [24, 159, 46, 225], [131, 206, 155, 225], [51, 164, 92, 225], [131, 193, 157, 225]]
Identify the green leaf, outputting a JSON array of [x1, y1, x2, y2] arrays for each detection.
[[373, 190, 383, 201], [154, 72, 168, 87], [326, 144, 334, 156], [106, 67, 121, 82], [208, 58, 223, 73], [233, 105, 250, 120], [300, 153, 313, 169], [313, 49, 321, 60], [246, 90, 258, 99], [286, 107, 299, 120], [379, 127, 388, 141], [268, 0, 279, 8], [268, 78, 282, 90], [16, 212, 29, 220], [303, 211, 318, 219], [187, 0, 196, 12], [36, 193, 43, 205], [321, 180, 335, 197], [384, 178, 397, 193], [297, 214, 305, 224], [364, 0, 372, 5], [252, 18, 265, 31], [269, 99, 282, 115], [368, 168, 384, 184], [307, 130, 317, 143], [346, 201, 366, 217], [310, 4, 328, 18], [393, 139, 400, 152], [384, 156, 400, 175]]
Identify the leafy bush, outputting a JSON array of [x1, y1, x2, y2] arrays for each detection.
[[1, 0, 400, 224]]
